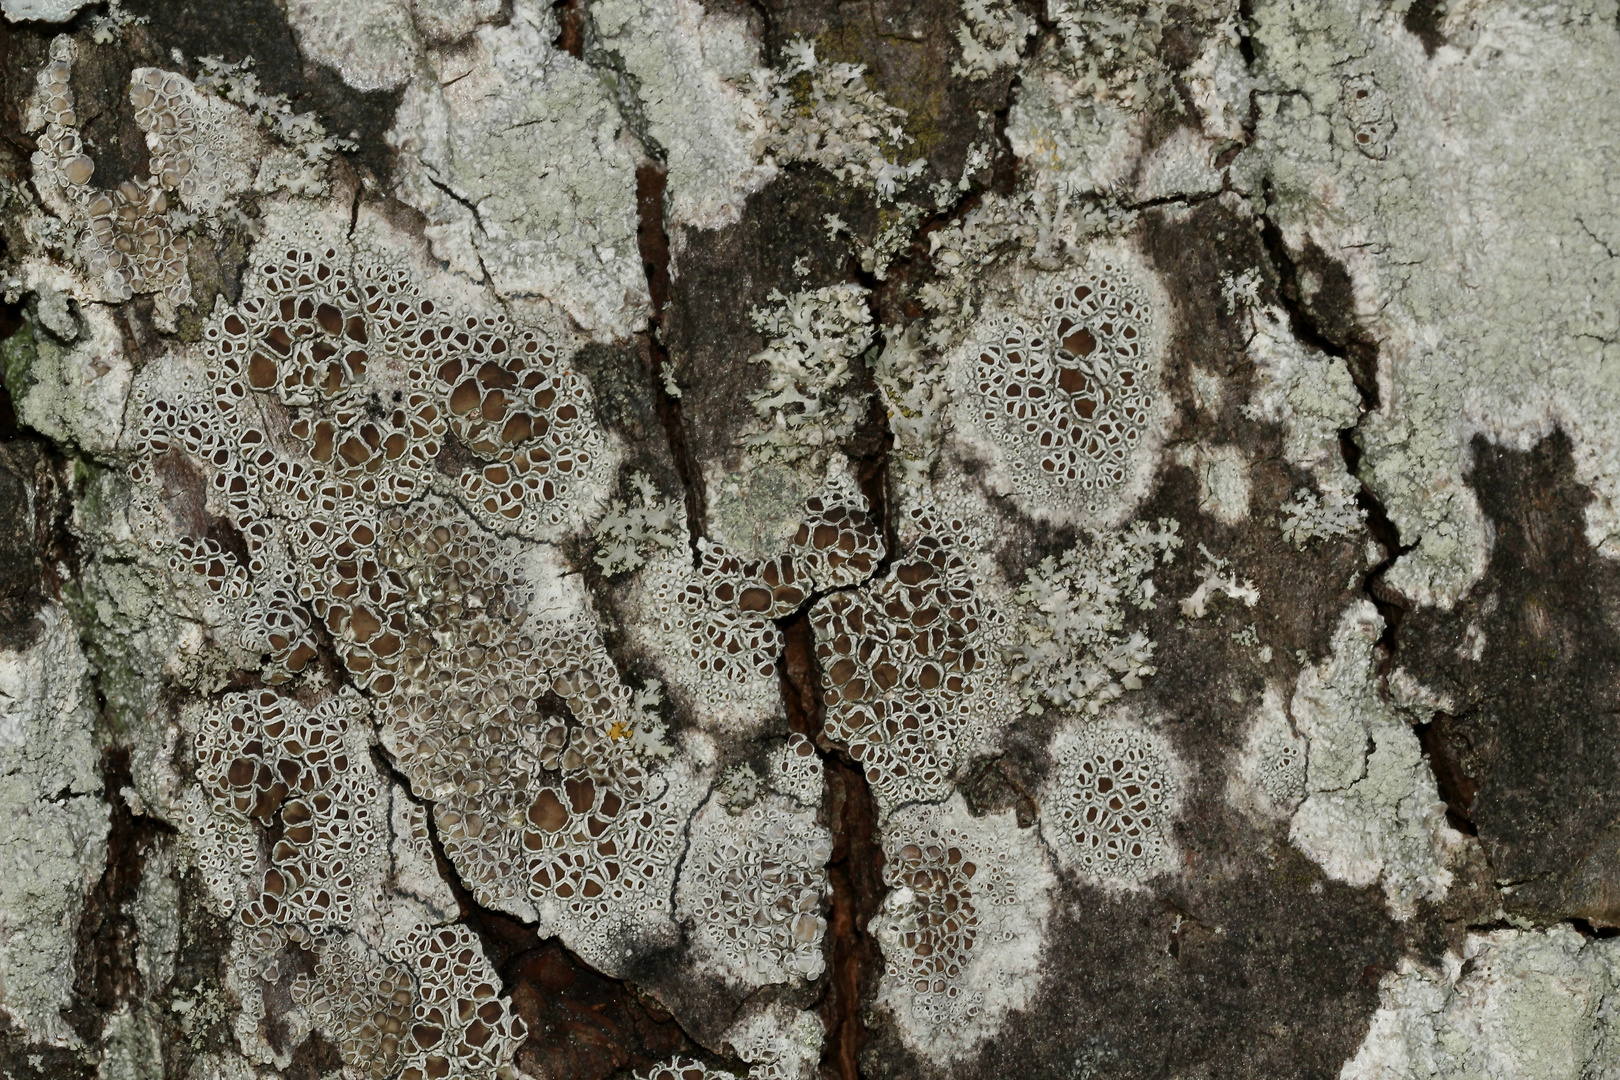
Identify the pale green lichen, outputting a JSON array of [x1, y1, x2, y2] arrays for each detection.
[[68, 464, 196, 750], [765, 38, 925, 202], [1288, 601, 1464, 919], [192, 57, 349, 197], [1176, 443, 1253, 525], [285, 0, 421, 92], [1009, 518, 1181, 714], [873, 323, 949, 493], [89, 0, 145, 43], [741, 284, 874, 466], [97, 1005, 165, 1080], [1242, 302, 1366, 547], [412, 0, 502, 43], [0, 603, 108, 1047], [1343, 926, 1620, 1080], [0, 0, 87, 22], [1280, 486, 1365, 547], [2, 295, 130, 455], [390, 0, 650, 340], [590, 0, 776, 232], [592, 471, 686, 577], [1243, 0, 1620, 606], [1047, 0, 1172, 107], [131, 844, 180, 999], [953, 0, 1035, 79], [1179, 542, 1259, 618]]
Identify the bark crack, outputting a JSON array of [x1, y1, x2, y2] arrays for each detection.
[[633, 161, 708, 565], [779, 610, 882, 1080], [1255, 184, 1410, 661]]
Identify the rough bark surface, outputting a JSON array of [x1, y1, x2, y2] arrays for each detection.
[[1, 1, 1618, 1079]]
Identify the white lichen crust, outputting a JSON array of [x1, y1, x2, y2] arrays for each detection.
[[1228, 684, 1307, 822], [1342, 926, 1620, 1080], [871, 795, 1055, 1065], [390, 0, 650, 340], [724, 1001, 825, 1080], [1246, 0, 1620, 604], [591, 0, 776, 232], [741, 285, 875, 467], [765, 38, 925, 201], [1241, 304, 1365, 547], [811, 503, 1016, 814], [636, 1057, 739, 1080], [0, 604, 108, 1047], [1288, 602, 1463, 919]]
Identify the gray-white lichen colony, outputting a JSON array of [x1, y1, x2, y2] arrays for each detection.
[[1, 0, 1618, 1079]]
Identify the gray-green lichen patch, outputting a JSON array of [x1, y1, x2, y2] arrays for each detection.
[[703, 283, 875, 554], [389, 0, 651, 341], [285, 0, 506, 94], [70, 460, 214, 733], [130, 843, 179, 1005], [953, 0, 1033, 80], [0, 0, 86, 22], [5, 0, 1620, 1072], [722, 1000, 823, 1080], [1227, 683, 1306, 822], [285, 0, 421, 93], [2, 272, 131, 456], [590, 0, 776, 233], [1241, 301, 1367, 546], [0, 602, 108, 1047], [1342, 926, 1620, 1080], [1244, 0, 1620, 607], [1288, 600, 1465, 919], [96, 1005, 164, 1080]]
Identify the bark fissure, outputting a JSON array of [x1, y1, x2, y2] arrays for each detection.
[[780, 611, 882, 1080], [1256, 194, 1411, 661], [633, 160, 708, 565], [67, 744, 175, 1048], [1412, 713, 1480, 836]]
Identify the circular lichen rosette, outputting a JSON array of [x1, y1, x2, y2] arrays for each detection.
[[946, 243, 1171, 525]]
